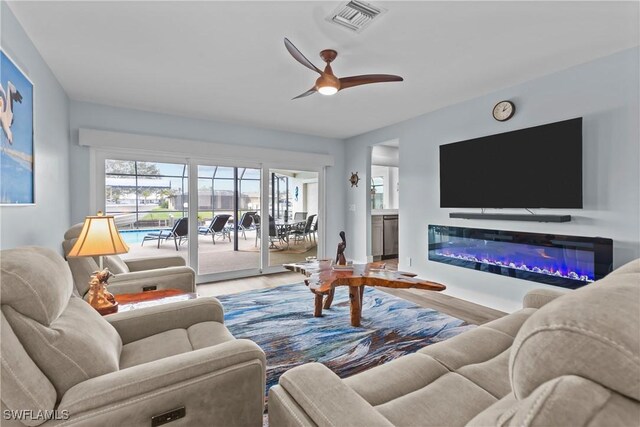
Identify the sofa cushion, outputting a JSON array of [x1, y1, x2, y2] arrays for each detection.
[[103, 255, 130, 274], [375, 372, 497, 427], [353, 311, 535, 426], [62, 224, 112, 295], [465, 392, 518, 427], [0, 247, 73, 325], [63, 222, 84, 240], [120, 329, 193, 368], [510, 273, 640, 401], [66, 255, 99, 297], [418, 325, 513, 371], [482, 376, 640, 427], [344, 353, 449, 406], [403, 309, 536, 405], [187, 321, 235, 350], [608, 258, 640, 277], [3, 297, 122, 399], [481, 308, 536, 338], [279, 363, 394, 427], [119, 322, 235, 369], [0, 312, 57, 426], [523, 289, 566, 309], [457, 348, 512, 398]]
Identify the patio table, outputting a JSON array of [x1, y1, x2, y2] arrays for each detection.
[[274, 220, 305, 249]]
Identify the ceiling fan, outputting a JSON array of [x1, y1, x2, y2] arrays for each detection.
[[284, 38, 403, 100]]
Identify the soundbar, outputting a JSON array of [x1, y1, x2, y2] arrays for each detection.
[[449, 212, 572, 223]]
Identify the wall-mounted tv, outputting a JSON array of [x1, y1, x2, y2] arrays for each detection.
[[439, 117, 583, 208]]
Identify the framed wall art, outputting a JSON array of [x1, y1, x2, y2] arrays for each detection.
[[1, 48, 34, 205]]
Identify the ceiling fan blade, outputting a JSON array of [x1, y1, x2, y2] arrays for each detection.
[[284, 38, 322, 75], [292, 87, 317, 100], [339, 74, 404, 90]]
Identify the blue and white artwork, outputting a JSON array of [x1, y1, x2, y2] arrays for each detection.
[[1, 50, 34, 204]]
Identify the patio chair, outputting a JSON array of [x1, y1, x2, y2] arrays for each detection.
[[141, 217, 188, 251], [310, 214, 318, 243], [254, 214, 280, 249], [237, 211, 257, 240], [293, 211, 308, 221], [289, 214, 316, 243], [199, 214, 231, 244]]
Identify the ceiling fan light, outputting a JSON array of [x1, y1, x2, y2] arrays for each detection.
[[318, 86, 338, 95]]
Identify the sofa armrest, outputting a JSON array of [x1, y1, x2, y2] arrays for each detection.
[[274, 363, 393, 427], [106, 297, 224, 344], [523, 288, 566, 309], [124, 256, 186, 271], [58, 339, 265, 420], [107, 266, 196, 295]]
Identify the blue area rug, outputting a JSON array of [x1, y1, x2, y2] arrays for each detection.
[[217, 283, 475, 395]]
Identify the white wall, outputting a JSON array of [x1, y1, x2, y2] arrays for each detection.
[[305, 182, 318, 216], [345, 48, 640, 313], [371, 145, 399, 167], [0, 2, 70, 251], [68, 101, 345, 252]]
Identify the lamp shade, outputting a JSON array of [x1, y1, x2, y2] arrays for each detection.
[[67, 213, 129, 257]]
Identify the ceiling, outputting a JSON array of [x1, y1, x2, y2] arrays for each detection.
[[7, 1, 639, 139]]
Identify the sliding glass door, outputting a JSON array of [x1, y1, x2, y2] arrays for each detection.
[[194, 163, 261, 279], [267, 168, 319, 267], [99, 153, 325, 283]]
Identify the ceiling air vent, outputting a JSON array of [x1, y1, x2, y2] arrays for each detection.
[[327, 1, 386, 33]]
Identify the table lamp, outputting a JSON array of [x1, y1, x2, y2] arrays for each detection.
[[67, 212, 129, 315]]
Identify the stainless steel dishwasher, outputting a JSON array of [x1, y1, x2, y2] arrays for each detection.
[[382, 215, 398, 259]]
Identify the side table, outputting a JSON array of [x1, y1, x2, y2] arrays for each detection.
[[102, 289, 198, 315]]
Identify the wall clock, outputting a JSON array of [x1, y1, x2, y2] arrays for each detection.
[[349, 172, 360, 187], [492, 100, 515, 121]]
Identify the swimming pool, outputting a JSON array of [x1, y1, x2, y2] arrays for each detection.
[[119, 229, 166, 244]]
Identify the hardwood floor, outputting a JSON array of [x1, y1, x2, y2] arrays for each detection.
[[198, 268, 505, 325], [198, 271, 302, 297], [380, 288, 505, 325]]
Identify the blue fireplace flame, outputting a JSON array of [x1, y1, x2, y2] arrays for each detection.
[[433, 236, 595, 282], [432, 236, 595, 282], [428, 225, 612, 289]]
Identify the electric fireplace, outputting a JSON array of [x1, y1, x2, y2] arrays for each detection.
[[428, 225, 613, 289]]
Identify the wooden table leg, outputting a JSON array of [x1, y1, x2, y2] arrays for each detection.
[[359, 285, 364, 306], [323, 288, 335, 309], [349, 286, 361, 327], [314, 293, 323, 317]]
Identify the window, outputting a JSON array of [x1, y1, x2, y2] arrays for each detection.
[[105, 160, 189, 228], [371, 176, 384, 210], [196, 166, 261, 224]]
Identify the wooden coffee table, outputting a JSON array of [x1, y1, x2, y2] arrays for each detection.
[[111, 289, 198, 313], [284, 262, 446, 326]]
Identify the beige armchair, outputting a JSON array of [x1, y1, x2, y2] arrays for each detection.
[[269, 259, 640, 426], [1, 247, 266, 427], [62, 223, 196, 298]]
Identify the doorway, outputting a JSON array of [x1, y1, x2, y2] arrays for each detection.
[[266, 169, 319, 267], [370, 141, 399, 262], [195, 164, 261, 278]]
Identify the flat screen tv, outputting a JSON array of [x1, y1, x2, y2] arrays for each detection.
[[439, 117, 583, 208]]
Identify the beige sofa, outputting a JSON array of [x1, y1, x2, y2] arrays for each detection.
[[1, 247, 265, 426], [62, 223, 196, 298], [269, 259, 640, 427]]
